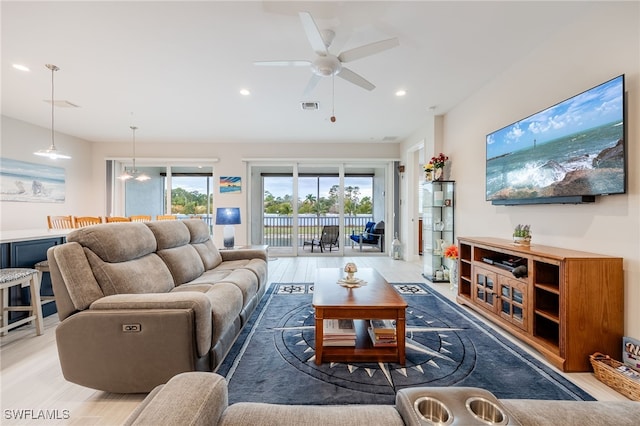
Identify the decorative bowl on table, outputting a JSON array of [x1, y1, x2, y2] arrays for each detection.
[[337, 277, 366, 288], [339, 263, 365, 287]]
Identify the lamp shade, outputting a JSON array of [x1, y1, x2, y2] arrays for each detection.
[[215, 208, 241, 225]]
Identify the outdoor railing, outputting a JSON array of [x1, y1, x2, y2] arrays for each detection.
[[263, 215, 374, 247]]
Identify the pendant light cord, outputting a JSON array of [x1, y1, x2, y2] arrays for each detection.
[[131, 126, 138, 172], [330, 74, 336, 122], [332, 74, 335, 117], [51, 67, 54, 148]]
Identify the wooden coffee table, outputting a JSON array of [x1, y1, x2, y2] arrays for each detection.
[[312, 268, 408, 365]]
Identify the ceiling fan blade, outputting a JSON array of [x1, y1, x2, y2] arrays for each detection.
[[254, 60, 311, 67], [338, 37, 399, 63], [337, 67, 375, 91], [299, 12, 329, 56], [302, 74, 323, 98]]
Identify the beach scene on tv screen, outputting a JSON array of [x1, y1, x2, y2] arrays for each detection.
[[486, 76, 624, 201]]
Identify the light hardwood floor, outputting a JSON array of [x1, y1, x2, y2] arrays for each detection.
[[0, 256, 629, 425]]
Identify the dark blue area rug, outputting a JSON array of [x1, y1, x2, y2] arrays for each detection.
[[217, 283, 594, 405]]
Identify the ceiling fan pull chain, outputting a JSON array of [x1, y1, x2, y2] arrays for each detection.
[[330, 74, 336, 123]]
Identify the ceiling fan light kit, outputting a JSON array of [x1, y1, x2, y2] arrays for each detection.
[[34, 64, 71, 160]]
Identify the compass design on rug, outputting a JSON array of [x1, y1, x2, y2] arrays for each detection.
[[272, 288, 477, 394]]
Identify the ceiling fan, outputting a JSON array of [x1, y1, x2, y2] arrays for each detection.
[[255, 12, 399, 96]]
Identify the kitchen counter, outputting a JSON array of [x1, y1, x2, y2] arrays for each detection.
[[0, 228, 72, 244], [1, 229, 70, 320]]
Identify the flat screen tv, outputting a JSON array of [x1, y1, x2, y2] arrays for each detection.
[[486, 75, 626, 205]]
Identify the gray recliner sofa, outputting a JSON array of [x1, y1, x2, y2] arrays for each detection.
[[48, 219, 267, 393], [124, 372, 640, 426]]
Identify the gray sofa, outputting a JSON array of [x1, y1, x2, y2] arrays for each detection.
[[48, 219, 267, 393], [125, 372, 640, 426]]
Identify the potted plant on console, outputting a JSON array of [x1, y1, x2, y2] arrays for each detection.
[[513, 224, 531, 246]]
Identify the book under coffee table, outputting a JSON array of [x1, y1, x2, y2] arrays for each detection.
[[312, 267, 408, 365]]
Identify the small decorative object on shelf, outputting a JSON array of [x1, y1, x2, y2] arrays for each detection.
[[429, 153, 449, 181], [513, 224, 532, 246]]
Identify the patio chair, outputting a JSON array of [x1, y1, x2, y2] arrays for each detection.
[[350, 221, 385, 252], [303, 225, 339, 253]]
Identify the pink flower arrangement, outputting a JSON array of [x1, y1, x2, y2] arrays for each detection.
[[429, 153, 448, 169]]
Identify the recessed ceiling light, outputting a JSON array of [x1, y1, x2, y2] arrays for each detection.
[[239, 89, 251, 96], [395, 89, 406, 97], [12, 64, 30, 72]]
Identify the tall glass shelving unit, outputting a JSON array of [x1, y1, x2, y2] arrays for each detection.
[[422, 180, 455, 282]]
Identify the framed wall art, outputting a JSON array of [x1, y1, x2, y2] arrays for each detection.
[[0, 157, 65, 203], [219, 176, 241, 194]]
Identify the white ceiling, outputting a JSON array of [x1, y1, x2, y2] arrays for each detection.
[[1, 1, 595, 145]]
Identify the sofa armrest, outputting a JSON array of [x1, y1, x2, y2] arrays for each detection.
[[124, 372, 228, 426], [220, 247, 267, 262], [90, 292, 212, 356]]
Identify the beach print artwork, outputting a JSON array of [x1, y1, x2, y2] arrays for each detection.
[[220, 176, 241, 194], [0, 158, 65, 203]]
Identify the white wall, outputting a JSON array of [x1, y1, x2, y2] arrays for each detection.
[[442, 2, 640, 338], [399, 116, 436, 260], [1, 116, 95, 230]]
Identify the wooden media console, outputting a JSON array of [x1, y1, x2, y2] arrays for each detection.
[[456, 237, 624, 372]]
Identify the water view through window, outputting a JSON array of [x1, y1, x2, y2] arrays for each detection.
[[263, 175, 375, 249]]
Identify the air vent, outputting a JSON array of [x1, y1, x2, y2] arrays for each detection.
[[382, 136, 398, 142], [300, 102, 319, 111], [44, 100, 80, 108]]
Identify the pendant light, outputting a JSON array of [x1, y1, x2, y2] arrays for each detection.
[[34, 64, 71, 160], [119, 125, 150, 181]]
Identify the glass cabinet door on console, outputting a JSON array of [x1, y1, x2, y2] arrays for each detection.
[[422, 181, 455, 282], [472, 266, 497, 312], [498, 275, 527, 331]]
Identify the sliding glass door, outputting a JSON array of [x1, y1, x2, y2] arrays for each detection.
[[250, 161, 391, 256], [297, 164, 341, 255], [262, 165, 295, 255]]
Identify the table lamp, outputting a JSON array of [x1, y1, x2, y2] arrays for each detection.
[[216, 207, 241, 249]]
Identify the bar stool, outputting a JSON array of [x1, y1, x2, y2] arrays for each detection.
[[0, 268, 44, 336], [34, 261, 56, 306], [34, 215, 75, 306]]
